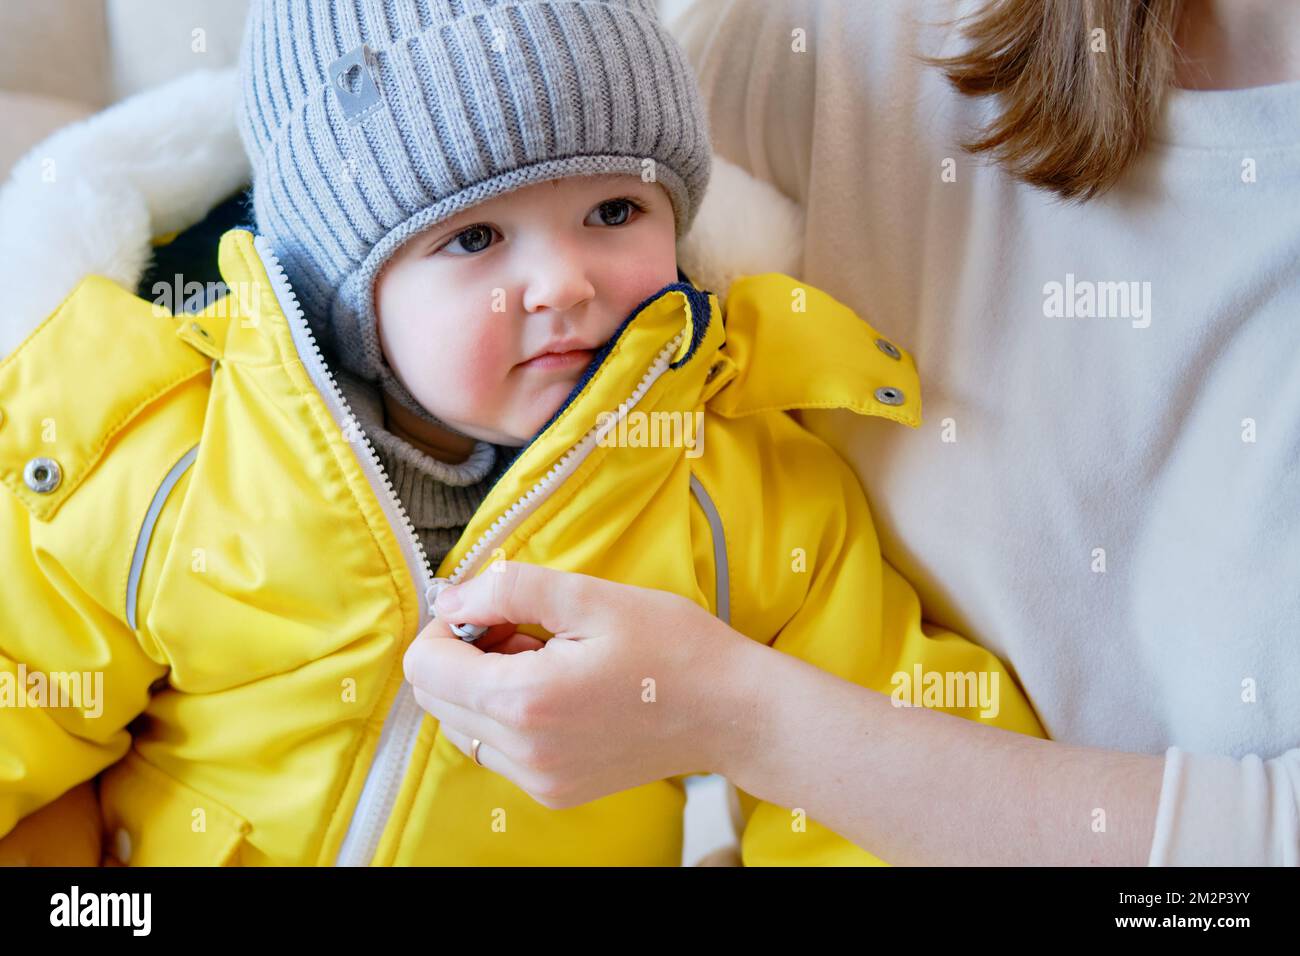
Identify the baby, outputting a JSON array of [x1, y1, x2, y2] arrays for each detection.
[[0, 0, 1044, 866], [235, 0, 710, 573]]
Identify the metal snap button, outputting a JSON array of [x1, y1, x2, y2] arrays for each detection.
[[875, 338, 901, 360], [23, 457, 62, 493], [705, 361, 723, 383], [874, 386, 905, 406], [191, 322, 211, 340]]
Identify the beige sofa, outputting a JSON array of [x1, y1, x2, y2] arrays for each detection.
[[0, 0, 251, 174]]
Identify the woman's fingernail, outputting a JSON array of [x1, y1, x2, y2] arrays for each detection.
[[436, 587, 462, 614]]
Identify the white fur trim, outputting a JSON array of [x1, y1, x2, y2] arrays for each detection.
[[0, 68, 248, 359], [0, 65, 804, 361], [676, 154, 806, 308]]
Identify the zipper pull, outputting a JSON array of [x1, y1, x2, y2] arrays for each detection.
[[450, 622, 488, 643], [425, 578, 488, 643]]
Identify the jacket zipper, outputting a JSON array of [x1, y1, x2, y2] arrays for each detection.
[[252, 236, 687, 866]]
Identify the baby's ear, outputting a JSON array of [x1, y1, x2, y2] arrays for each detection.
[[676, 153, 806, 309]]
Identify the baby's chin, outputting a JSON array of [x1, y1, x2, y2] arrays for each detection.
[[447, 382, 580, 448], [508, 374, 588, 444], [444, 356, 599, 447]]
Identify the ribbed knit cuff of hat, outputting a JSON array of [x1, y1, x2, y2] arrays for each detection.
[[334, 367, 506, 569]]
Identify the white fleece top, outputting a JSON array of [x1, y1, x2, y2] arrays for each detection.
[[672, 0, 1300, 864]]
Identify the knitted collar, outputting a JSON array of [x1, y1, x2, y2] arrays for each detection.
[[333, 368, 504, 533]]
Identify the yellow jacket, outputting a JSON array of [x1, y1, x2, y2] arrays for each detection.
[[0, 228, 1043, 865]]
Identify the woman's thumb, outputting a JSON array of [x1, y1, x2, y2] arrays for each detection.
[[434, 560, 601, 635]]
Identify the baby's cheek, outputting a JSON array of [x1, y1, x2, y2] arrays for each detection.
[[440, 326, 517, 409]]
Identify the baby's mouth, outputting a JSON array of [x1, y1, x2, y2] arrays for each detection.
[[516, 348, 595, 371]]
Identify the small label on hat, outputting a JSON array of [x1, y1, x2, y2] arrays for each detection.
[[328, 44, 384, 126]]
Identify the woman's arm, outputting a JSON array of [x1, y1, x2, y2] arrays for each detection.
[[733, 644, 1300, 865], [406, 560, 1166, 866], [722, 634, 1164, 866]]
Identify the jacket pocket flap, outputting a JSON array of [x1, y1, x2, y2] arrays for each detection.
[[100, 751, 250, 866]]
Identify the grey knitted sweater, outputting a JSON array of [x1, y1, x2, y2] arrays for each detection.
[[334, 368, 510, 573]]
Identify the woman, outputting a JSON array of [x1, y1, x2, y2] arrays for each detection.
[[407, 0, 1300, 865]]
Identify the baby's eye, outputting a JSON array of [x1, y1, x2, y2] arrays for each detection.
[[441, 224, 498, 257], [586, 198, 645, 227]]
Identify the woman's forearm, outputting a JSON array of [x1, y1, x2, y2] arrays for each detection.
[[712, 639, 1165, 866]]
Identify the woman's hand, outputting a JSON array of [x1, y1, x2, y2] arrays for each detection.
[[402, 560, 761, 809]]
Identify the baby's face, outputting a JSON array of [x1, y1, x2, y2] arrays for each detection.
[[374, 173, 679, 447]]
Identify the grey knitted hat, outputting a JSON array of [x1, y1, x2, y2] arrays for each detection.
[[236, 0, 712, 431]]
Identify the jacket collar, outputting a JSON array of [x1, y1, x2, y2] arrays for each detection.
[[489, 267, 922, 506], [706, 274, 921, 430]]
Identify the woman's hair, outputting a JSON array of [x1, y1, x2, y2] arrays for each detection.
[[929, 0, 1183, 201]]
